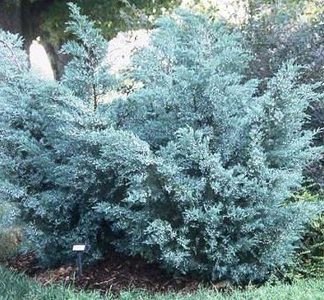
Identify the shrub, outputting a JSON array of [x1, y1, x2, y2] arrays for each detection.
[[97, 11, 323, 282], [0, 4, 136, 266], [0, 5, 323, 283], [240, 1, 324, 277], [0, 24, 103, 265], [243, 1, 324, 82], [241, 0, 324, 187]]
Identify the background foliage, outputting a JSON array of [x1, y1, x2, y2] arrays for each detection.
[[241, 0, 324, 188]]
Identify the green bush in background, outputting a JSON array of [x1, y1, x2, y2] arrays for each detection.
[[0, 202, 20, 260], [289, 189, 324, 279]]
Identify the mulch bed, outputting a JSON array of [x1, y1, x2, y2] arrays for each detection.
[[3, 250, 225, 295]]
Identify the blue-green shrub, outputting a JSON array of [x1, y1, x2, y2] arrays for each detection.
[[97, 11, 323, 282], [0, 20, 104, 265], [0, 5, 322, 283]]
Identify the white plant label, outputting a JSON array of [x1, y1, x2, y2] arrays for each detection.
[[72, 244, 86, 251]]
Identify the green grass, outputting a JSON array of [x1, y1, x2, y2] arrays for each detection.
[[0, 266, 324, 300], [0, 266, 103, 300], [122, 280, 324, 300]]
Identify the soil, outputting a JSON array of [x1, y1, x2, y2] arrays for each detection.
[[3, 250, 222, 295]]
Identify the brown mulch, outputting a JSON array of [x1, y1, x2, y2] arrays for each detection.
[[3, 250, 223, 295]]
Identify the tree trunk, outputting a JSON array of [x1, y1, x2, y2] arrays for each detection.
[[0, 1, 22, 34], [0, 0, 65, 79]]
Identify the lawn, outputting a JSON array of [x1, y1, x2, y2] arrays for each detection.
[[1, 266, 324, 300]]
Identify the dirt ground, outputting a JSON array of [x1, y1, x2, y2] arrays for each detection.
[[3, 250, 220, 295]]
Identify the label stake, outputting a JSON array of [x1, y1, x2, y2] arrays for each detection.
[[72, 244, 86, 279]]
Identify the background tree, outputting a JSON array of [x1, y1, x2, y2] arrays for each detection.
[[0, 0, 180, 79]]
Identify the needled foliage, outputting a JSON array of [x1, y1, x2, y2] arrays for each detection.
[[97, 11, 322, 282], [241, 0, 324, 188], [240, 0, 324, 280], [60, 3, 115, 109], [0, 5, 323, 282], [0, 28, 96, 265], [0, 20, 115, 265], [0, 4, 150, 266]]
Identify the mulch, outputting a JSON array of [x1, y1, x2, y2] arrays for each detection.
[[3, 250, 227, 295]]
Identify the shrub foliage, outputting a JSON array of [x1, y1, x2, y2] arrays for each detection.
[[242, 0, 324, 187], [0, 4, 322, 282]]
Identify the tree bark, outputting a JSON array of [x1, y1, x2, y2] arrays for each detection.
[[0, 0, 65, 79], [0, 1, 22, 34]]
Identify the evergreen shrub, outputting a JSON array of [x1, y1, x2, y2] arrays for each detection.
[[98, 11, 323, 282], [241, 0, 324, 187], [0, 5, 323, 282], [0, 23, 104, 265]]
